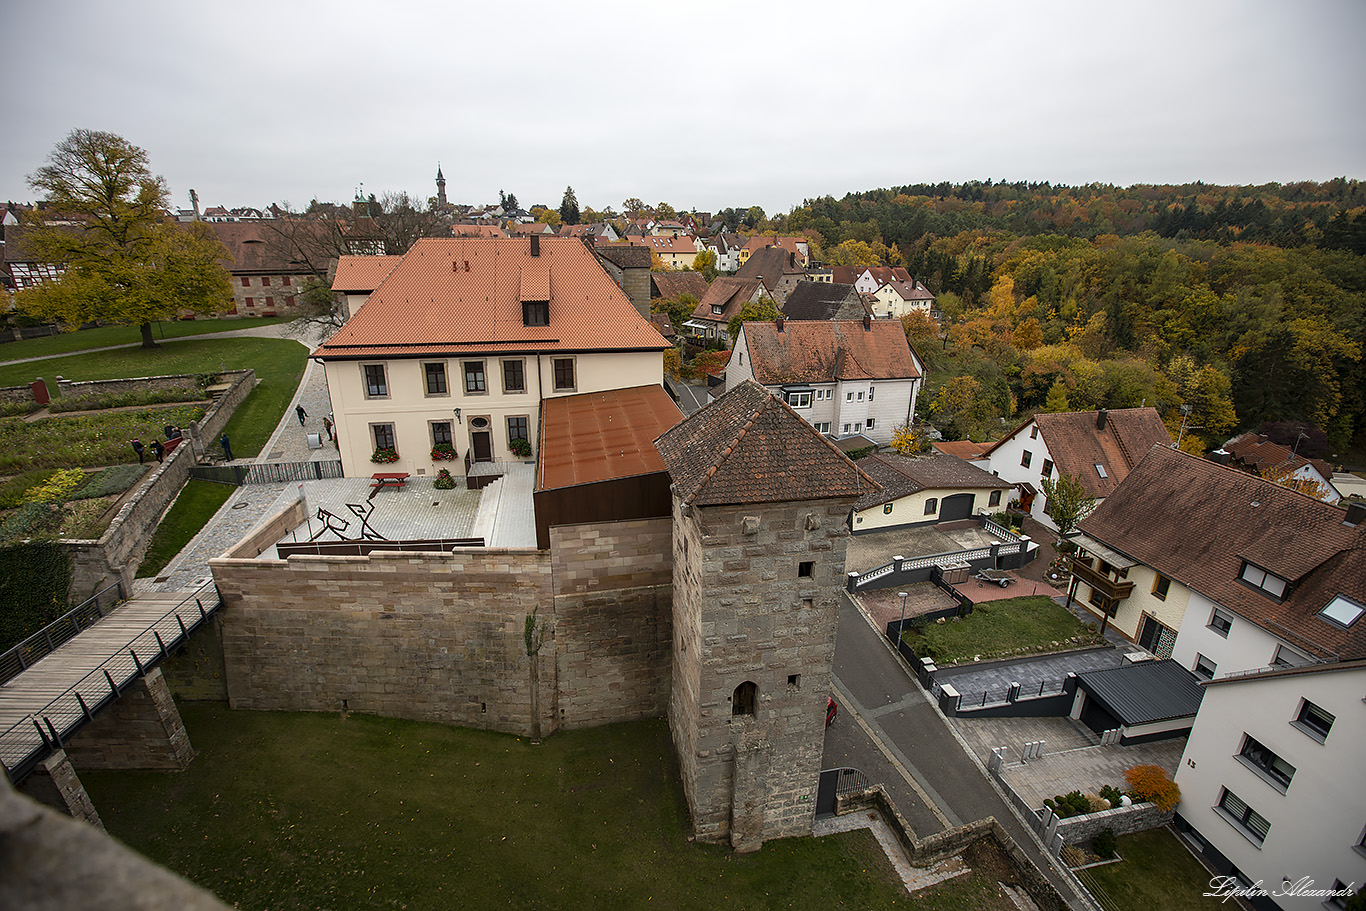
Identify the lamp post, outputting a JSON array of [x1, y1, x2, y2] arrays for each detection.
[[897, 591, 910, 643], [1292, 431, 1309, 459]]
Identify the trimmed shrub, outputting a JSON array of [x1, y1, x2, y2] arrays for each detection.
[[1124, 763, 1181, 811], [1098, 784, 1125, 807], [1092, 828, 1118, 859]]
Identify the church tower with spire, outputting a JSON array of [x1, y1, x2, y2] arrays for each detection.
[[436, 165, 447, 208]]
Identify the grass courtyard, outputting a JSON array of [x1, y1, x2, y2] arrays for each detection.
[[899, 595, 1104, 665], [1074, 827, 1217, 911], [83, 705, 911, 911]]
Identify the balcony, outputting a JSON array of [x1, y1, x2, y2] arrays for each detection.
[[1069, 557, 1135, 602]]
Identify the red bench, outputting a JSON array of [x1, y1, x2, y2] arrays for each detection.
[[370, 472, 409, 491]]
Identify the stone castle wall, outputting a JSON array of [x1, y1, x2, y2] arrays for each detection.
[[211, 516, 675, 738], [670, 497, 852, 848]]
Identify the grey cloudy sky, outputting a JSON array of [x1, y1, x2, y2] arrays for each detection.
[[4, 0, 1364, 217]]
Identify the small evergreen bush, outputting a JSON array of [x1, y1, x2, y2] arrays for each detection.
[[1092, 828, 1118, 859]]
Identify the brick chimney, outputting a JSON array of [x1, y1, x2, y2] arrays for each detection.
[[775, 317, 784, 332], [1096, 409, 1108, 430], [863, 314, 871, 331]]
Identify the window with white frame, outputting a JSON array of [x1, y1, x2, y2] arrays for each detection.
[[866, 418, 875, 430], [1240, 561, 1288, 599], [842, 423, 851, 434], [857, 391, 864, 401], [815, 422, 830, 434], [787, 391, 812, 408], [1272, 645, 1310, 668], [1237, 734, 1295, 791], [868, 386, 874, 401], [846, 392, 854, 403], [1216, 788, 1270, 844]]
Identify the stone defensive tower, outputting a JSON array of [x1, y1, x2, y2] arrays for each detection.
[[655, 380, 878, 851], [435, 164, 447, 208]]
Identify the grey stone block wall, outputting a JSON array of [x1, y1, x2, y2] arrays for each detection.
[[55, 373, 203, 402], [1056, 801, 1174, 844], [64, 669, 195, 771], [670, 498, 851, 847]]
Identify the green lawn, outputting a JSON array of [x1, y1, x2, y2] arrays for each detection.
[[1075, 827, 1216, 911], [83, 706, 909, 911], [136, 480, 236, 577], [0, 316, 288, 361], [0, 336, 308, 460], [900, 595, 1103, 665]]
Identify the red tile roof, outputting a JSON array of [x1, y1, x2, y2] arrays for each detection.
[[932, 440, 990, 460], [537, 385, 683, 491], [655, 380, 879, 507], [741, 319, 922, 383], [984, 408, 1171, 498], [650, 271, 708, 301], [331, 255, 403, 293], [312, 237, 670, 360], [1080, 446, 1366, 660], [1225, 432, 1334, 480], [690, 277, 766, 326], [640, 235, 698, 254]]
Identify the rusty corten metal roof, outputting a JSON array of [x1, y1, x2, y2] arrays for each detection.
[[313, 237, 670, 360], [537, 385, 684, 491]]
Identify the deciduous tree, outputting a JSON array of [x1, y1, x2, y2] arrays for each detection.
[[691, 248, 718, 281], [727, 297, 782, 342], [18, 130, 232, 348], [1040, 473, 1097, 536]]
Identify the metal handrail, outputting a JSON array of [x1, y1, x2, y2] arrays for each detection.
[[0, 580, 125, 685], [0, 580, 222, 781]]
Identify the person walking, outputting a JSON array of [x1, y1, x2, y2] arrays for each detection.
[[322, 415, 334, 441], [131, 438, 145, 464], [296, 404, 308, 426], [151, 439, 165, 463], [220, 433, 234, 462]]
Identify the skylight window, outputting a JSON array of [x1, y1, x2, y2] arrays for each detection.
[[1319, 595, 1365, 628], [1095, 464, 1108, 478]]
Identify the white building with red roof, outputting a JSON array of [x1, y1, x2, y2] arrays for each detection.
[[312, 236, 670, 477]]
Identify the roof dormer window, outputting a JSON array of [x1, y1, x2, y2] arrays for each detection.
[[522, 299, 549, 326], [1318, 594, 1364, 628], [1239, 561, 1288, 599]]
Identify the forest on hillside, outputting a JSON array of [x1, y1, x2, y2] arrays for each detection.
[[711, 180, 1366, 459]]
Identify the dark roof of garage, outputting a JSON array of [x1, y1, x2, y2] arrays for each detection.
[[1076, 659, 1204, 725]]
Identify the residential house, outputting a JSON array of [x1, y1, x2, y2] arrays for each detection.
[[1219, 432, 1341, 504], [651, 221, 690, 238], [205, 221, 332, 318], [559, 223, 619, 243], [829, 266, 909, 294], [685, 277, 769, 345], [725, 316, 923, 445], [781, 282, 868, 322], [311, 235, 670, 477], [331, 255, 402, 319], [739, 235, 808, 267], [932, 440, 990, 461], [640, 235, 700, 270], [505, 223, 556, 236], [650, 271, 709, 304], [451, 224, 507, 238], [706, 232, 748, 273], [869, 277, 935, 319], [735, 246, 809, 304], [979, 407, 1172, 530], [1071, 447, 1366, 908], [850, 453, 1013, 533]]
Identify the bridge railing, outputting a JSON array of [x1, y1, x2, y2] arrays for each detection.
[[0, 581, 126, 686], [0, 580, 223, 782]]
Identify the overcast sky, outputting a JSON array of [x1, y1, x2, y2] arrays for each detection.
[[5, 0, 1364, 217]]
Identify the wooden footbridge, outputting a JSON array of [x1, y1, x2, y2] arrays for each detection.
[[0, 581, 222, 783]]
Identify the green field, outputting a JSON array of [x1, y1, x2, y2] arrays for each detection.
[[900, 595, 1103, 665], [1075, 827, 1217, 911], [0, 336, 308, 460], [84, 706, 909, 911], [0, 316, 288, 361]]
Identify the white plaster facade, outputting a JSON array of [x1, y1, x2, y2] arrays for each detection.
[[851, 485, 1006, 533], [325, 350, 662, 477], [1170, 590, 1316, 682], [1174, 664, 1366, 909], [980, 420, 1060, 528]]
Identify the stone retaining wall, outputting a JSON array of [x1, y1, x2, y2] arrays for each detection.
[[210, 514, 678, 738], [0, 384, 32, 406], [1055, 801, 1174, 844], [63, 669, 195, 771], [56, 372, 204, 402], [64, 368, 255, 599]]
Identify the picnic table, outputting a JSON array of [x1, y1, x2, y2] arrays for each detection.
[[370, 472, 410, 491], [975, 568, 1015, 588]]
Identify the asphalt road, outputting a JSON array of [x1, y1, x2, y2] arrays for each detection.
[[829, 595, 1095, 909]]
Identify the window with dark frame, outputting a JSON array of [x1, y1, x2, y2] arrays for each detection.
[[1194, 654, 1216, 680], [1240, 561, 1288, 598], [283, 276, 292, 286], [503, 359, 525, 393], [989, 490, 1002, 507], [507, 416, 529, 446], [431, 422, 453, 446], [464, 361, 487, 394], [1042, 459, 1054, 478], [553, 358, 575, 391], [522, 299, 549, 326], [1209, 607, 1232, 636], [924, 498, 938, 515], [1237, 734, 1295, 790], [1294, 700, 1334, 741], [372, 423, 395, 450], [425, 362, 448, 395], [241, 276, 250, 287], [1021, 450, 1033, 469], [1216, 788, 1270, 844], [1153, 573, 1172, 601], [261, 276, 270, 286], [364, 364, 388, 397]]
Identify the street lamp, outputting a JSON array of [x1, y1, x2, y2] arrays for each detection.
[[897, 591, 910, 642], [1292, 431, 1310, 459]]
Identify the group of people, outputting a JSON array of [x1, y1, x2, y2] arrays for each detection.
[[296, 404, 334, 442], [130, 425, 186, 464]]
